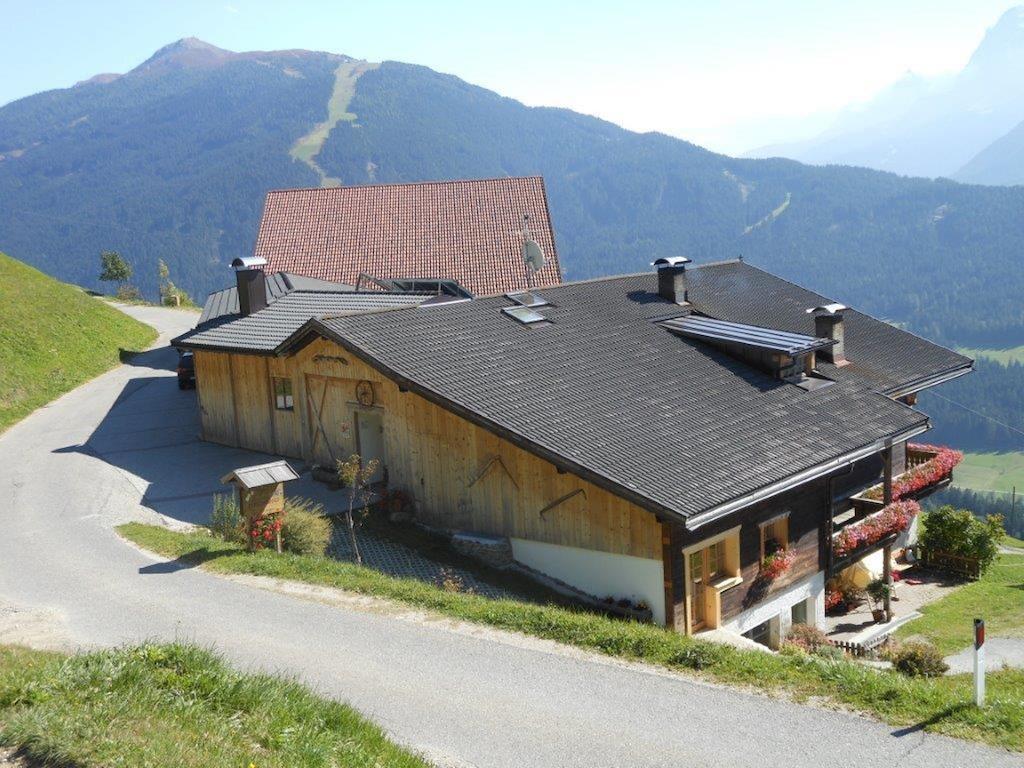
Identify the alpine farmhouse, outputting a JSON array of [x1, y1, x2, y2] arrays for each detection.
[[174, 176, 971, 646]]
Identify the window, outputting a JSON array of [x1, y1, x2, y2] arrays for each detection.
[[273, 377, 294, 411], [760, 514, 790, 559], [791, 600, 808, 626]]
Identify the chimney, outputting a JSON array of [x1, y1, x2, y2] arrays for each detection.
[[652, 256, 693, 304], [231, 256, 268, 317], [807, 303, 848, 366]]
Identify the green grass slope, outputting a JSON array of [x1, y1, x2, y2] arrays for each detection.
[[0, 252, 156, 432], [0, 643, 429, 767]]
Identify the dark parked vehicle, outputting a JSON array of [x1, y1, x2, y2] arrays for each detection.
[[177, 351, 195, 390]]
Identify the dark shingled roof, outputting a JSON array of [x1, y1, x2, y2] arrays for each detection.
[[198, 272, 355, 325], [309, 263, 951, 524], [253, 177, 562, 296], [684, 261, 972, 397], [177, 291, 428, 353]]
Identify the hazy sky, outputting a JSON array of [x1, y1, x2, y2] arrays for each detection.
[[1, 0, 1017, 154]]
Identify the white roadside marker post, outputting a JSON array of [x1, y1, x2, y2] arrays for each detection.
[[974, 618, 985, 708]]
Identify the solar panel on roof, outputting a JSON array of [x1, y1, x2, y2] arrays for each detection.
[[502, 305, 549, 325], [505, 291, 549, 308], [661, 315, 833, 355]]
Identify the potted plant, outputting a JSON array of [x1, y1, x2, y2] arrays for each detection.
[[866, 578, 891, 622]]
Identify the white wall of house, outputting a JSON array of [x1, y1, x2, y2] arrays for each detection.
[[510, 538, 666, 624], [721, 570, 825, 642]]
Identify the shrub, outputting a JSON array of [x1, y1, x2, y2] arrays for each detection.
[[921, 506, 1005, 574], [666, 642, 722, 670], [866, 578, 892, 609], [115, 284, 142, 302], [813, 644, 846, 661], [784, 624, 829, 653], [280, 497, 331, 556], [209, 493, 243, 543], [888, 641, 949, 677]]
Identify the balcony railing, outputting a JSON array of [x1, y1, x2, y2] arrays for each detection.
[[832, 500, 921, 566], [853, 443, 963, 512]]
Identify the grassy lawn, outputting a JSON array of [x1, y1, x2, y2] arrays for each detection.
[[0, 252, 157, 433], [896, 551, 1024, 655], [119, 522, 1024, 751], [958, 345, 1024, 366], [955, 451, 1024, 494], [0, 642, 428, 768]]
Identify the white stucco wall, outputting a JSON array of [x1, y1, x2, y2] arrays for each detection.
[[510, 538, 666, 624], [721, 570, 825, 637]]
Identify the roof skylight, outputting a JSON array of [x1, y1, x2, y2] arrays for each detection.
[[505, 291, 549, 308], [502, 305, 549, 326]]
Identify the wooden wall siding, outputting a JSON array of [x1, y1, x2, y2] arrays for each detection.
[[267, 356, 303, 458], [231, 354, 275, 453], [717, 478, 827, 623], [194, 350, 237, 446], [193, 338, 662, 560]]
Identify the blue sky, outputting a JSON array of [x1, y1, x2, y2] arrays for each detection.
[[1, 0, 1017, 153]]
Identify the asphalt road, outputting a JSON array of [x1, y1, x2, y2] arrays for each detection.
[[0, 303, 1019, 767]]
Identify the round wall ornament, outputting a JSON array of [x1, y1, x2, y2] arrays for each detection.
[[355, 380, 375, 406]]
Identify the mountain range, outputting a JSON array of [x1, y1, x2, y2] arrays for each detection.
[[2, 37, 1024, 347], [748, 6, 1024, 185]]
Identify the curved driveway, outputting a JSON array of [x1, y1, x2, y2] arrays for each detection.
[[0, 304, 1019, 768]]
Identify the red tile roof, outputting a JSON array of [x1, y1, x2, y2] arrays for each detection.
[[254, 177, 562, 296]]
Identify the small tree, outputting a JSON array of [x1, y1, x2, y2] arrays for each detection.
[[921, 506, 1005, 574], [99, 250, 132, 291], [157, 258, 192, 306], [336, 453, 379, 566]]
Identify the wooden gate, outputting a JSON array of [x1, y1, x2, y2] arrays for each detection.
[[305, 375, 352, 468]]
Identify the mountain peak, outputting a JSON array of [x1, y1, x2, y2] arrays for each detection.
[[134, 37, 235, 72], [966, 5, 1024, 71]]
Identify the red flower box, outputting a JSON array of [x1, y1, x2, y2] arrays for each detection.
[[865, 444, 962, 502], [833, 500, 920, 559], [758, 548, 795, 581]]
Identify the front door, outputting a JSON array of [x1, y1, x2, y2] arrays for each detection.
[[689, 550, 706, 630], [355, 409, 385, 484], [689, 541, 725, 631]]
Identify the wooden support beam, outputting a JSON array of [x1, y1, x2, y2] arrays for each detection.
[[883, 543, 893, 623], [882, 445, 893, 506]]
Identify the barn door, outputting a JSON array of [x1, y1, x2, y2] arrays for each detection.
[[355, 410, 385, 484], [305, 375, 348, 468]]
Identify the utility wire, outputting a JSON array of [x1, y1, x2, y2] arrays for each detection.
[[924, 389, 1024, 441]]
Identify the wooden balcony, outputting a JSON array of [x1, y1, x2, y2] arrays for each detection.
[[849, 443, 961, 517]]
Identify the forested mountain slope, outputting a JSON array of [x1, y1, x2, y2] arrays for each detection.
[[2, 40, 1024, 347]]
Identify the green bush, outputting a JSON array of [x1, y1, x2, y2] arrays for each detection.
[[281, 498, 332, 556], [209, 493, 243, 543], [921, 506, 1005, 574], [784, 624, 829, 652], [889, 641, 949, 677], [813, 644, 846, 661]]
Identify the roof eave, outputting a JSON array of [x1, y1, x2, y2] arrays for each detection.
[[683, 419, 930, 531], [883, 360, 974, 399]]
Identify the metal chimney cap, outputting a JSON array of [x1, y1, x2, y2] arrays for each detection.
[[230, 255, 267, 270], [651, 256, 692, 268], [806, 302, 848, 316]]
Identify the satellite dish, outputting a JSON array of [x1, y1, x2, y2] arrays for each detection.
[[523, 238, 546, 273]]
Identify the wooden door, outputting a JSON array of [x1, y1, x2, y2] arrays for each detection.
[[305, 375, 351, 468], [356, 409, 385, 484], [689, 550, 707, 630]]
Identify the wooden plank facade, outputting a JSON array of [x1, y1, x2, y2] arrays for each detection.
[[194, 339, 662, 561], [194, 336, 897, 637]]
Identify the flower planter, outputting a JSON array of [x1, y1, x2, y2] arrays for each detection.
[[871, 608, 886, 623], [863, 444, 962, 503], [833, 500, 921, 560]]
